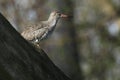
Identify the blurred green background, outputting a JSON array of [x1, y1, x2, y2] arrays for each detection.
[[1, 0, 120, 80]]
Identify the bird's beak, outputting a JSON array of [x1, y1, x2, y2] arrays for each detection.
[[60, 14, 68, 18]]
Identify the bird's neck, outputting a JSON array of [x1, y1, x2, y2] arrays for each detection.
[[47, 17, 59, 29]]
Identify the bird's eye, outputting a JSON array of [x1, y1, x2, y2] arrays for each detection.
[[58, 13, 61, 16]]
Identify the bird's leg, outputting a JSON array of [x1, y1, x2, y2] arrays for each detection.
[[35, 39, 39, 43], [34, 38, 40, 48], [36, 43, 40, 47], [35, 43, 42, 52], [31, 41, 41, 49]]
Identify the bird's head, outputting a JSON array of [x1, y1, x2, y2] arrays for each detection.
[[48, 11, 68, 21]]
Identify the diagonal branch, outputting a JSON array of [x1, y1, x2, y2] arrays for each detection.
[[0, 12, 71, 80]]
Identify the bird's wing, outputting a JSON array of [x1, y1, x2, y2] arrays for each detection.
[[21, 23, 48, 41], [21, 24, 41, 40], [21, 29, 35, 41]]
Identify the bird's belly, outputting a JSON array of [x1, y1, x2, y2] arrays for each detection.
[[40, 30, 53, 41]]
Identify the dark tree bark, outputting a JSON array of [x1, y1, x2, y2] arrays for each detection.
[[0, 13, 71, 80]]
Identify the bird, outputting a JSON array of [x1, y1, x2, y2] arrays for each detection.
[[21, 11, 68, 45]]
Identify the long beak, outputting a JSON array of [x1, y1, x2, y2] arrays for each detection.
[[60, 14, 68, 18]]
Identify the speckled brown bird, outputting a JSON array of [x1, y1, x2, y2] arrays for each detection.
[[21, 11, 68, 44]]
